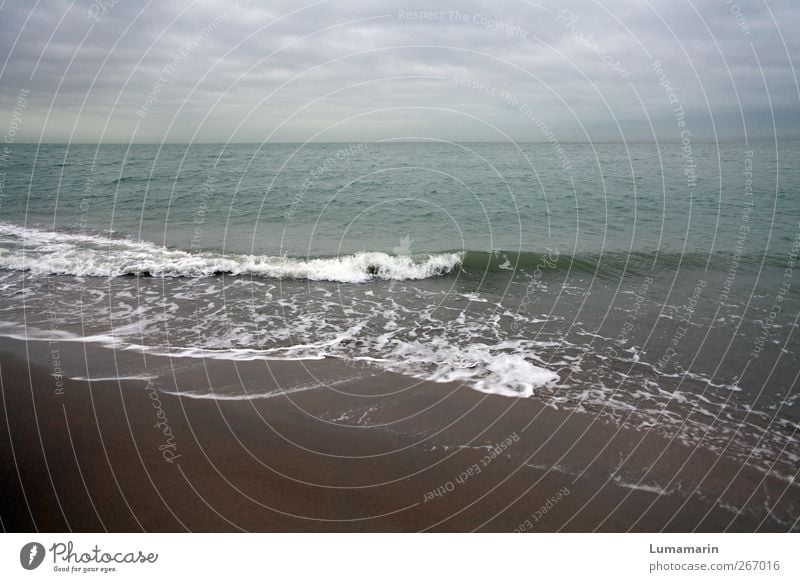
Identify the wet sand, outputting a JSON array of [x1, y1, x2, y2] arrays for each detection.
[[0, 338, 794, 532]]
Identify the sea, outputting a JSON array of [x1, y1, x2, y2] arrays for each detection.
[[0, 141, 798, 497]]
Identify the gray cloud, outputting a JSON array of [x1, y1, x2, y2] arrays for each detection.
[[1, 0, 798, 142]]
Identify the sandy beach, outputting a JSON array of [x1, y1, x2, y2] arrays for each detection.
[[1, 336, 793, 532]]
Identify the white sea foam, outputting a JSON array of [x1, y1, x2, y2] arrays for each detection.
[[0, 321, 125, 347], [386, 339, 559, 398], [612, 476, 669, 496], [70, 374, 154, 382], [0, 222, 462, 282]]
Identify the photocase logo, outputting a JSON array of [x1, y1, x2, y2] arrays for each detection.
[[393, 234, 413, 256], [388, 235, 413, 292], [20, 542, 45, 570]]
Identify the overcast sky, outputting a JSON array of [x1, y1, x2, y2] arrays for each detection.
[[1, 0, 798, 143]]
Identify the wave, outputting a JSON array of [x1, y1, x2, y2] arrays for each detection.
[[0, 223, 461, 283], [0, 222, 780, 282], [0, 320, 560, 399], [458, 248, 776, 277]]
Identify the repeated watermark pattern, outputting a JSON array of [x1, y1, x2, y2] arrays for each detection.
[[87, 0, 121, 22], [751, 224, 800, 359], [514, 486, 571, 531], [0, 0, 797, 542], [511, 247, 560, 332], [286, 142, 369, 219], [190, 172, 217, 251], [137, 3, 246, 119], [398, 10, 529, 38], [652, 60, 696, 198], [423, 432, 519, 502], [719, 150, 754, 304], [556, 9, 629, 77], [656, 280, 706, 371], [725, 0, 752, 37], [145, 380, 181, 464], [450, 72, 573, 172], [0, 88, 29, 213]]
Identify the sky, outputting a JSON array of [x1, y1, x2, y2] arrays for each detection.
[[0, 0, 798, 143]]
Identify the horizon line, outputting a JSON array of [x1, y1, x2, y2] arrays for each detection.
[[9, 138, 796, 146]]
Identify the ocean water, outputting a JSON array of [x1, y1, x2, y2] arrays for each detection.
[[1, 141, 799, 497]]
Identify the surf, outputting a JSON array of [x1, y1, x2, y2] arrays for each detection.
[[0, 222, 462, 282]]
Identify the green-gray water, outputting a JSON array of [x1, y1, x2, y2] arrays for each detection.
[[0, 142, 798, 522]]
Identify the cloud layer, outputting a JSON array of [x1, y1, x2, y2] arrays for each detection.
[[1, 0, 798, 142]]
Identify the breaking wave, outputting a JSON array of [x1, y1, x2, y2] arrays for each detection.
[[0, 223, 461, 283]]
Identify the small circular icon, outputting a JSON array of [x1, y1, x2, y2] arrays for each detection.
[[20, 542, 45, 570]]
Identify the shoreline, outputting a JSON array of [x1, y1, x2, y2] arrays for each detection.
[[0, 337, 796, 532]]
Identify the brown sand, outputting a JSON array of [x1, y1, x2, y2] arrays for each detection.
[[0, 338, 793, 532]]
